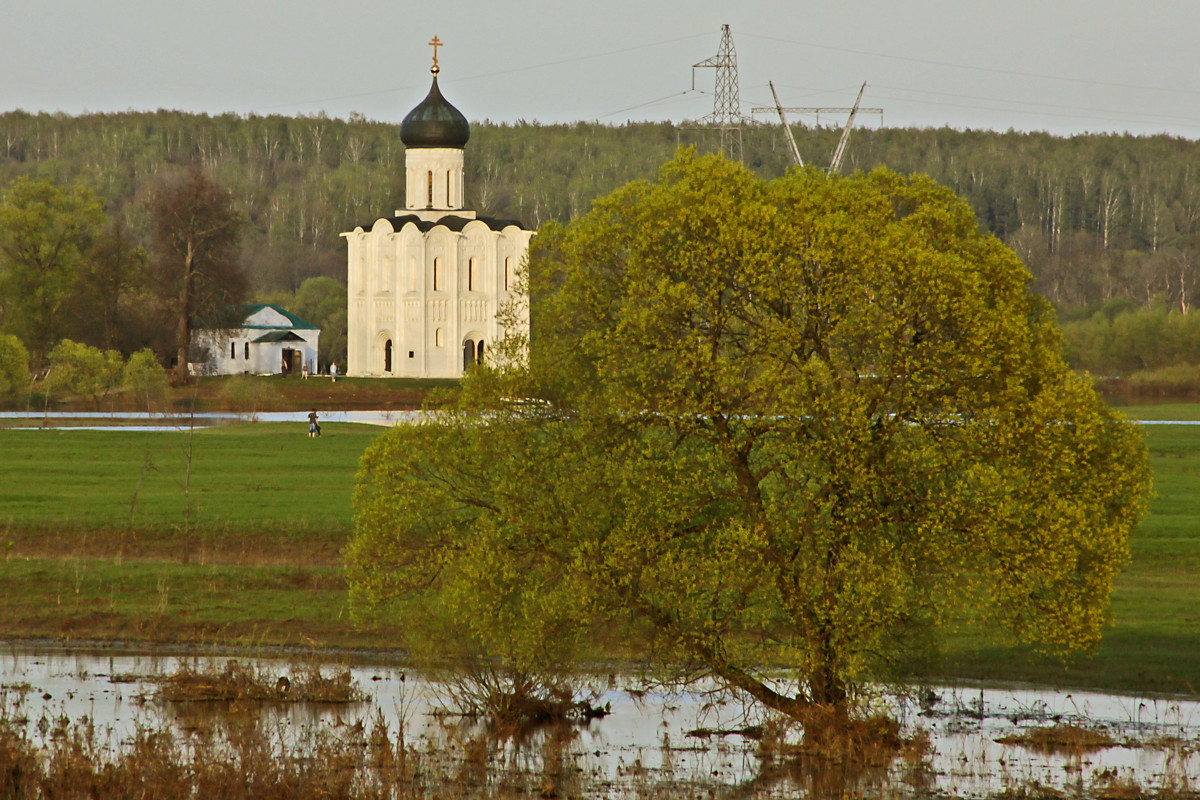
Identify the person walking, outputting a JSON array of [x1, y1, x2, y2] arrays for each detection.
[[307, 409, 320, 437]]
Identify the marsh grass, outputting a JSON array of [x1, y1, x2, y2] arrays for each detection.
[[996, 723, 1117, 754], [0, 709, 424, 800], [157, 659, 366, 703]]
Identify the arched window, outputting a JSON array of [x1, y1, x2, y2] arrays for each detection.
[[244, 342, 249, 359], [446, 172, 452, 206], [435, 328, 444, 347], [231, 342, 237, 359], [468, 257, 476, 291], [477, 340, 485, 363], [504, 257, 512, 292], [433, 258, 442, 291], [463, 339, 476, 370], [426, 170, 433, 207], [384, 339, 393, 373]]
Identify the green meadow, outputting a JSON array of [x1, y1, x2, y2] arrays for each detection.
[[1, 416, 1199, 693], [0, 423, 374, 535]]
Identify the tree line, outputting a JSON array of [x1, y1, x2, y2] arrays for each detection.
[[3, 108, 1200, 380]]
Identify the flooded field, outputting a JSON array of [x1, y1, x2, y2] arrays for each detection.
[[2, 646, 1198, 797]]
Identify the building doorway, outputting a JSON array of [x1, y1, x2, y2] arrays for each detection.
[[281, 347, 301, 376]]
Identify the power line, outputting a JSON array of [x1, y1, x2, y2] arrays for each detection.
[[740, 31, 1200, 99]]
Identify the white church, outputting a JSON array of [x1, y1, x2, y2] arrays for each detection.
[[342, 41, 535, 378]]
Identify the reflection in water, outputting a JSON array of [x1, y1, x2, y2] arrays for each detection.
[[1, 646, 1199, 797]]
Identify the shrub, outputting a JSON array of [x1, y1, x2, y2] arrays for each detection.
[[123, 348, 169, 411], [0, 335, 31, 398], [44, 339, 122, 405], [218, 375, 280, 415]]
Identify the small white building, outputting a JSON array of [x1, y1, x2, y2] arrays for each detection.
[[342, 48, 534, 378], [192, 304, 320, 376]]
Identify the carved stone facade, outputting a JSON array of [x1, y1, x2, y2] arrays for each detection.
[[342, 64, 533, 378]]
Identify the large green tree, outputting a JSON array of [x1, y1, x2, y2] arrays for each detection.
[[348, 152, 1150, 720], [0, 178, 106, 366]]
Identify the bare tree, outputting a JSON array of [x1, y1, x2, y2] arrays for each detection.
[[149, 170, 247, 381]]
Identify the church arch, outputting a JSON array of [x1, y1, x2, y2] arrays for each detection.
[[462, 331, 485, 371], [374, 330, 394, 375]]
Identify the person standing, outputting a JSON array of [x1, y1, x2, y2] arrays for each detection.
[[307, 409, 320, 437], [330, 362, 338, 382]]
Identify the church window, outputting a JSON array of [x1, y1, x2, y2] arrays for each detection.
[[426, 171, 433, 207], [231, 342, 237, 359], [384, 339, 393, 373], [468, 257, 476, 291], [408, 350, 415, 358], [477, 340, 485, 363], [446, 172, 452, 206], [436, 328, 444, 347], [433, 258, 442, 291], [408, 256, 417, 292], [244, 342, 249, 359], [504, 257, 512, 292]]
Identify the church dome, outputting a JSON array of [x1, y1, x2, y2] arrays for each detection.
[[400, 76, 470, 149]]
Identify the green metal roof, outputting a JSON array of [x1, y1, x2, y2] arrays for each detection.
[[251, 330, 308, 343], [241, 304, 319, 330]]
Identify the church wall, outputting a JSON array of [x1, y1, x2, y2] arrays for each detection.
[[345, 219, 533, 379]]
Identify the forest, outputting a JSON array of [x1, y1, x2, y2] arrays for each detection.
[[0, 108, 1198, 386]]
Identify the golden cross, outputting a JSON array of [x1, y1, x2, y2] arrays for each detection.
[[429, 36, 443, 74]]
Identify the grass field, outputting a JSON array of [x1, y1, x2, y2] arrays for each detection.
[[939, 423, 1200, 694], [0, 423, 377, 534], [1, 416, 1199, 693]]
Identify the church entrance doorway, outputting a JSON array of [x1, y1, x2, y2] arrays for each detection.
[[384, 340, 393, 373]]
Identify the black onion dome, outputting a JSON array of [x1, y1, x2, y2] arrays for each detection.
[[400, 76, 470, 149]]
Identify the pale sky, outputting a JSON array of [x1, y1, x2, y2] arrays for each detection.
[[6, 0, 1200, 138]]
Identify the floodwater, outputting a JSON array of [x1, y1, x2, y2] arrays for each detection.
[[2, 646, 1198, 798], [1, 411, 1197, 432], [0, 410, 423, 430]]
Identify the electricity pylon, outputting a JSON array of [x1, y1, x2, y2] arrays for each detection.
[[751, 84, 883, 173], [687, 24, 756, 162]]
